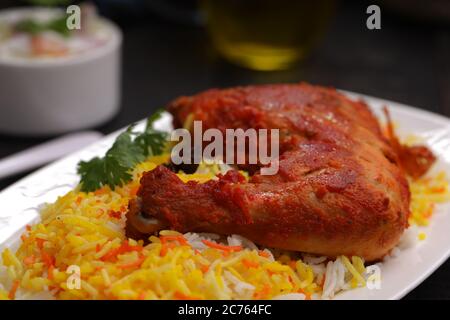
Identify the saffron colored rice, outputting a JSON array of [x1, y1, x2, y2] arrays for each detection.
[[0, 154, 449, 300]]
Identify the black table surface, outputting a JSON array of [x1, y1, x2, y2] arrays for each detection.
[[1, 1, 449, 299]]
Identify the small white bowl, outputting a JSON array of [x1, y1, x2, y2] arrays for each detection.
[[0, 7, 122, 136]]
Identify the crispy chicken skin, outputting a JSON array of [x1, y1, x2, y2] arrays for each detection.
[[126, 83, 421, 261]]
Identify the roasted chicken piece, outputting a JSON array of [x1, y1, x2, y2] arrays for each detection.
[[126, 83, 434, 261]]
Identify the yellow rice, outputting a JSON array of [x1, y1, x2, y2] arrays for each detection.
[[0, 153, 449, 300], [409, 172, 450, 226]]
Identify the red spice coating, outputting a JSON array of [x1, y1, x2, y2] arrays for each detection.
[[126, 83, 426, 261]]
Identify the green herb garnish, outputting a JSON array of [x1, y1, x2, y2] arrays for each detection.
[[77, 110, 168, 192], [15, 15, 71, 37]]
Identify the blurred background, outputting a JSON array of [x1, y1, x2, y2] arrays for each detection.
[[0, 0, 450, 299]]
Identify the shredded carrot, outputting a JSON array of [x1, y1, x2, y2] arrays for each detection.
[[118, 256, 145, 269], [431, 187, 446, 193], [23, 255, 36, 266], [253, 284, 271, 299], [200, 264, 210, 273], [20, 235, 27, 242], [174, 291, 200, 300], [25, 225, 32, 232], [138, 292, 146, 300], [423, 203, 435, 219], [75, 196, 82, 205], [160, 243, 176, 257], [298, 288, 311, 300], [8, 280, 20, 300], [242, 259, 259, 268], [258, 250, 270, 258], [47, 265, 55, 280], [31, 35, 68, 57], [36, 238, 45, 250], [159, 235, 189, 257], [287, 275, 294, 284], [94, 188, 107, 196], [101, 241, 143, 262], [41, 249, 55, 268], [160, 235, 189, 246], [201, 240, 242, 252]]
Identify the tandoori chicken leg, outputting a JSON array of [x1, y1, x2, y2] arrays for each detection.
[[126, 83, 433, 261]]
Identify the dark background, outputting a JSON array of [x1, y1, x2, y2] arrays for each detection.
[[0, 0, 450, 299]]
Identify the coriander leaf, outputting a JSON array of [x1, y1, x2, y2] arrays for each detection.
[[47, 16, 70, 37], [15, 19, 45, 35], [102, 157, 133, 189], [136, 109, 168, 156], [77, 157, 104, 191], [77, 157, 132, 192], [107, 131, 145, 168], [145, 109, 165, 131], [15, 16, 70, 37], [134, 131, 167, 157], [76, 110, 169, 192]]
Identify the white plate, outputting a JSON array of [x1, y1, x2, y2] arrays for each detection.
[[1, 91, 450, 300]]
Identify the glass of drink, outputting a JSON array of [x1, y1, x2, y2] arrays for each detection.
[[201, 0, 336, 71]]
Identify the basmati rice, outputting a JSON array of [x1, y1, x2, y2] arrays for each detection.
[[0, 153, 448, 300]]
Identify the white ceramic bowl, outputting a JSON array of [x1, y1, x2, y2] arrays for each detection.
[[0, 7, 122, 136]]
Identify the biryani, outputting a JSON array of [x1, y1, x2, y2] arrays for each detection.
[[1, 83, 450, 300], [0, 152, 448, 300]]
